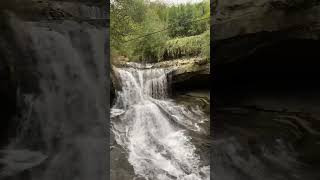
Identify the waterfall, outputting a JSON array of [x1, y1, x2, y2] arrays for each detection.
[[0, 13, 108, 180], [111, 65, 210, 180]]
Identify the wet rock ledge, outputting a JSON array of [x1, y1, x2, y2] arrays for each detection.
[[111, 57, 210, 93]]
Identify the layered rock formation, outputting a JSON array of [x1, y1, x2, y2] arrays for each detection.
[[213, 1, 320, 179], [213, 0, 320, 63], [111, 57, 210, 93]]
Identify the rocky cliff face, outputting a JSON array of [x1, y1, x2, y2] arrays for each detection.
[[213, 0, 320, 63], [0, 1, 109, 180], [213, 1, 320, 179], [111, 58, 210, 104]]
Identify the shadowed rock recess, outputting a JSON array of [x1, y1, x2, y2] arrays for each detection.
[[0, 1, 109, 180], [111, 58, 210, 96], [213, 0, 320, 180]]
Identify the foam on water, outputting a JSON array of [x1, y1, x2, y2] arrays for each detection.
[[111, 66, 209, 180]]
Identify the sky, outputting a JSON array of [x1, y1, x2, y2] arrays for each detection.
[[150, 0, 203, 5]]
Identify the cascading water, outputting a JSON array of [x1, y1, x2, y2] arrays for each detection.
[[0, 10, 108, 180], [111, 65, 210, 180]]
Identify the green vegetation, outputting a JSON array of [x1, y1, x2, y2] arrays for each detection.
[[111, 0, 210, 63], [164, 30, 209, 59]]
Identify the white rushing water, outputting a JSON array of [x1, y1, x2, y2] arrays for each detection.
[[111, 66, 209, 180], [0, 13, 108, 180]]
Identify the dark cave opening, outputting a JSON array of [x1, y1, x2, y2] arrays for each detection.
[[212, 39, 320, 173], [213, 39, 320, 103], [172, 74, 210, 94], [212, 39, 320, 143], [0, 66, 19, 148]]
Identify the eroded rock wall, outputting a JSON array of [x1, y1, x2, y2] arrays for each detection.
[[213, 0, 320, 63]]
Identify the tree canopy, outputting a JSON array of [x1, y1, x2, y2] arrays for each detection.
[[111, 0, 210, 63]]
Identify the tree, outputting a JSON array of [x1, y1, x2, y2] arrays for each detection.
[[110, 0, 145, 49], [131, 9, 168, 62], [111, 0, 210, 62]]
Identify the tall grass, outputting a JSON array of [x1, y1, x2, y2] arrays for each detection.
[[163, 30, 209, 60]]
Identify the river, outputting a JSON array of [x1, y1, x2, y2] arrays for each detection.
[[111, 65, 210, 180]]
